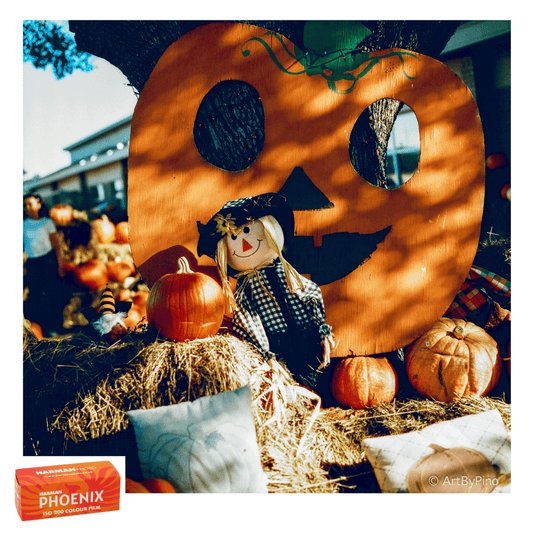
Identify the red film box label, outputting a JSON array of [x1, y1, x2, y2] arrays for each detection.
[[15, 460, 120, 521]]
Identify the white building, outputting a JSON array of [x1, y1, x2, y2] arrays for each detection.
[[23, 116, 131, 214]]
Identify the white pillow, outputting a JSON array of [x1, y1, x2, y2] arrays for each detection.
[[127, 385, 268, 493], [362, 409, 510, 493]]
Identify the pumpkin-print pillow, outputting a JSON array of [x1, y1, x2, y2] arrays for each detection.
[[362, 410, 510, 493], [127, 385, 268, 493]]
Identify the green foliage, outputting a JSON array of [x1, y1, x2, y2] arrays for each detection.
[[23, 20, 93, 79]]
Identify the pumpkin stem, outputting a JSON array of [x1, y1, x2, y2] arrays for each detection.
[[452, 325, 466, 339], [176, 256, 194, 274]]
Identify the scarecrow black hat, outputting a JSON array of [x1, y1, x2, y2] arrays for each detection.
[[197, 192, 295, 260]]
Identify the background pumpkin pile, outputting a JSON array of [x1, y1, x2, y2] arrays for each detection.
[[40, 206, 149, 334]]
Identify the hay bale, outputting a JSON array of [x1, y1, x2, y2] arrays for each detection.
[[23, 326, 511, 493], [53, 334, 264, 442]]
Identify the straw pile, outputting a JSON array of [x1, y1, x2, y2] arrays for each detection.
[[23, 325, 511, 493]]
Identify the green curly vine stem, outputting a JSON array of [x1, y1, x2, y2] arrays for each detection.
[[242, 31, 418, 95]]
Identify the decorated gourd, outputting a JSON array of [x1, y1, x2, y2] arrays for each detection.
[[405, 318, 502, 403], [330, 354, 398, 409], [146, 257, 225, 341]]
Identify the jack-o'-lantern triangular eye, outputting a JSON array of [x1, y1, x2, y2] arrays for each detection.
[[193, 80, 265, 171], [278, 167, 334, 211]]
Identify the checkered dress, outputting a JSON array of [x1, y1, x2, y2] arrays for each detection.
[[445, 265, 511, 321], [232, 258, 332, 359]]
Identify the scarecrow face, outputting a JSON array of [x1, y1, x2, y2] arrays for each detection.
[[128, 23, 485, 356], [225, 220, 278, 271]]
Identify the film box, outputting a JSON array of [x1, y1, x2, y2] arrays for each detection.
[[15, 460, 120, 521]]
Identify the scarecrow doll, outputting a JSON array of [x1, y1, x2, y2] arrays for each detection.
[[197, 193, 337, 405]]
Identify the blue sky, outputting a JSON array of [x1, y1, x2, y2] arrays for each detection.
[[23, 21, 138, 178]]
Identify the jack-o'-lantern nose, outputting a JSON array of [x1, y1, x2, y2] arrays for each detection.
[[242, 239, 253, 252]]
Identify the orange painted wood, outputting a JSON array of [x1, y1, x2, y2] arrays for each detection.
[[128, 22, 485, 356]]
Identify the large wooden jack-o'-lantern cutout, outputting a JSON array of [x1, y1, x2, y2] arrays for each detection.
[[128, 23, 485, 356]]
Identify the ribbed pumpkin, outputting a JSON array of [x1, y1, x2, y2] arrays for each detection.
[[146, 257, 225, 342], [405, 318, 502, 403], [330, 355, 399, 409]]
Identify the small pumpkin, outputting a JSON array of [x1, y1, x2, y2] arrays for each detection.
[[405, 318, 502, 403], [330, 354, 398, 409], [146, 257, 225, 342], [50, 204, 74, 226], [93, 214, 116, 244], [106, 258, 136, 282], [125, 478, 177, 493], [72, 259, 109, 291], [115, 221, 129, 244]]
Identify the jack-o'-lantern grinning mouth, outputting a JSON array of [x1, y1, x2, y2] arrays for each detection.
[[279, 167, 392, 287]]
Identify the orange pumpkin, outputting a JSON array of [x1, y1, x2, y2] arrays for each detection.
[[330, 355, 398, 409], [115, 221, 130, 244], [50, 204, 74, 226], [405, 318, 502, 403], [146, 257, 225, 341], [125, 478, 177, 493], [72, 259, 109, 291], [93, 214, 116, 244], [106, 259, 136, 282]]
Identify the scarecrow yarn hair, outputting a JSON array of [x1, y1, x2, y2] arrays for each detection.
[[260, 215, 303, 294], [216, 238, 235, 313]]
